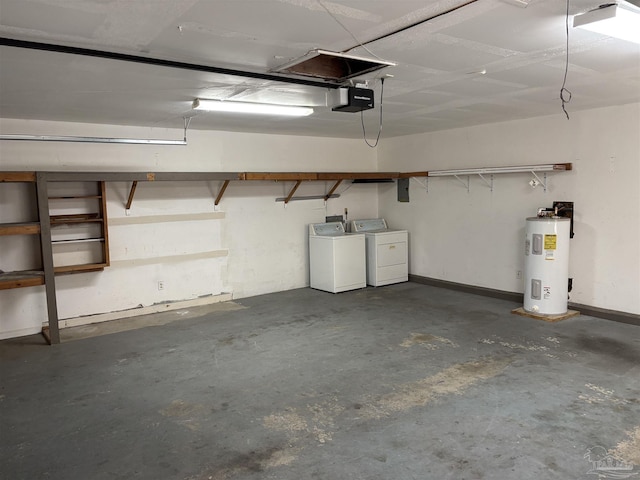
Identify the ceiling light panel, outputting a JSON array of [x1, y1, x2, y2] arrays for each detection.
[[574, 2, 640, 44], [193, 99, 313, 116]]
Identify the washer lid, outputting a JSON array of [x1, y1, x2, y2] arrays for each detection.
[[310, 222, 346, 236], [352, 218, 387, 232]]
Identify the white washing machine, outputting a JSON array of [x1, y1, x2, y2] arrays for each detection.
[[351, 218, 408, 287], [309, 222, 366, 293]]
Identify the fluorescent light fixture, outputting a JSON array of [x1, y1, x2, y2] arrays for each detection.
[[573, 2, 640, 44], [193, 99, 313, 116]]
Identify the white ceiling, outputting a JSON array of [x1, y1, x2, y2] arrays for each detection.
[[1, 0, 639, 139]]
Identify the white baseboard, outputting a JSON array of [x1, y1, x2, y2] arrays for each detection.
[[48, 293, 234, 330], [0, 326, 42, 341]]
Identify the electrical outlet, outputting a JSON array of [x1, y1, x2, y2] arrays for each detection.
[[158, 281, 164, 291], [516, 270, 522, 280]]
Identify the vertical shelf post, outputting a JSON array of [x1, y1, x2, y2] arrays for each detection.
[[36, 173, 60, 344], [100, 181, 110, 266]]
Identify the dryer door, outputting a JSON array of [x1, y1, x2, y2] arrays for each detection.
[[377, 240, 407, 267]]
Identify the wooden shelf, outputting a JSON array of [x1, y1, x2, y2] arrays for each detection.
[[49, 182, 110, 277], [0, 172, 36, 182], [0, 270, 45, 290], [50, 213, 103, 224], [49, 195, 102, 200], [0, 222, 41, 236], [51, 238, 104, 244], [1, 174, 111, 344], [54, 263, 107, 274]]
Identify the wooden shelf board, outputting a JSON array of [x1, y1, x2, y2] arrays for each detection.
[[50, 213, 103, 224], [0, 222, 41, 236], [48, 195, 102, 200], [54, 263, 108, 274], [0, 270, 45, 290], [0, 172, 36, 182], [240, 172, 405, 182], [51, 238, 104, 244]]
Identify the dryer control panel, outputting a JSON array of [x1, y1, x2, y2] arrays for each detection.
[[351, 218, 388, 232]]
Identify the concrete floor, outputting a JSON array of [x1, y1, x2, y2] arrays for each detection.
[[1, 282, 639, 480]]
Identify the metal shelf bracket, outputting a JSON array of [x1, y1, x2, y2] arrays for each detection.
[[478, 173, 494, 191], [453, 175, 470, 192], [530, 171, 547, 192]]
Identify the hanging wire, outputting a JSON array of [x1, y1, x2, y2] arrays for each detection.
[[317, 0, 388, 61], [183, 116, 192, 142], [560, 0, 572, 120], [361, 77, 385, 148]]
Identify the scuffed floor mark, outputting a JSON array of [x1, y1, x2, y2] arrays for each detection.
[[257, 358, 510, 475], [610, 426, 640, 465], [400, 333, 459, 349], [257, 398, 347, 474], [188, 446, 299, 480], [263, 410, 308, 435], [263, 397, 345, 445], [498, 341, 549, 352], [306, 396, 345, 443], [360, 357, 511, 419], [478, 335, 578, 359], [260, 446, 302, 468], [578, 384, 630, 406], [159, 399, 207, 431]]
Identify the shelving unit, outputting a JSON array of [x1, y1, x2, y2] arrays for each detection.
[[2, 165, 572, 345], [48, 181, 110, 274], [0, 172, 44, 291], [1, 173, 111, 343]]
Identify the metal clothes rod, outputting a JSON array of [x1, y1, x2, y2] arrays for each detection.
[[275, 194, 340, 202], [427, 163, 572, 176]]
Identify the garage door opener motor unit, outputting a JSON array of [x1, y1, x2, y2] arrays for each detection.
[[331, 87, 374, 112]]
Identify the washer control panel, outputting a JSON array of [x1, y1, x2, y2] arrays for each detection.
[[310, 222, 346, 236]]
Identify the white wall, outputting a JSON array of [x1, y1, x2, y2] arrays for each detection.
[[0, 119, 378, 338], [378, 103, 640, 315], [3, 103, 637, 339]]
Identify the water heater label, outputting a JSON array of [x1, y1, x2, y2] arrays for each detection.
[[544, 286, 552, 299], [544, 235, 557, 250]]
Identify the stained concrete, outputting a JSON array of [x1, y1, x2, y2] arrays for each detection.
[[1, 283, 639, 479]]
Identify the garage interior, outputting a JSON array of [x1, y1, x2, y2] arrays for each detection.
[[0, 1, 639, 479]]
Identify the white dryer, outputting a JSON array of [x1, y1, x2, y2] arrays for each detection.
[[351, 218, 408, 287], [309, 222, 366, 293]]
